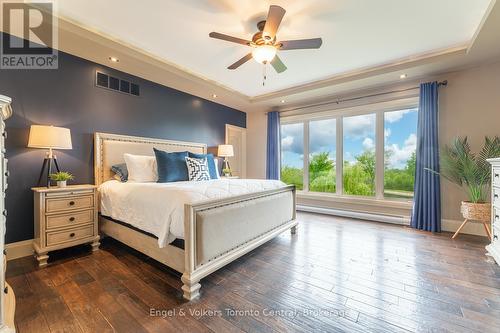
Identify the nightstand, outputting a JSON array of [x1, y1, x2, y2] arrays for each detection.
[[32, 184, 100, 266]]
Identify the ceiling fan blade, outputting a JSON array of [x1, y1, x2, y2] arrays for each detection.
[[270, 55, 287, 73], [279, 38, 323, 50], [228, 53, 253, 70], [263, 5, 286, 41], [209, 32, 251, 46]]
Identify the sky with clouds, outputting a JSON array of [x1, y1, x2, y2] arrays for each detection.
[[281, 108, 417, 170]]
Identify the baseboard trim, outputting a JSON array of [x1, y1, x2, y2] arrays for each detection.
[[297, 205, 489, 237], [5, 239, 34, 261], [297, 205, 410, 225]]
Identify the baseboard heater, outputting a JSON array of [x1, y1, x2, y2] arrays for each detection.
[[296, 205, 410, 226]]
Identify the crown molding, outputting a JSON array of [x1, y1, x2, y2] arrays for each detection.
[[249, 45, 467, 103]]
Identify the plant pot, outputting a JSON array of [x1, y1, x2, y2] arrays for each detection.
[[57, 180, 67, 188], [460, 201, 491, 222]]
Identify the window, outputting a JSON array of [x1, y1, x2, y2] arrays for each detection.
[[309, 119, 336, 193], [384, 108, 418, 198], [279, 99, 418, 202], [343, 114, 376, 196], [280, 123, 304, 190]]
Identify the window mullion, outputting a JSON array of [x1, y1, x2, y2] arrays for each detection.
[[336, 116, 343, 195], [375, 111, 384, 199], [303, 121, 310, 192]]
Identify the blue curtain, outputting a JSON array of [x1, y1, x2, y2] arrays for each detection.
[[411, 81, 441, 232], [266, 111, 280, 180]]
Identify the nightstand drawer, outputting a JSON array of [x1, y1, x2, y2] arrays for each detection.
[[46, 225, 94, 247], [46, 195, 94, 213], [46, 209, 94, 230]]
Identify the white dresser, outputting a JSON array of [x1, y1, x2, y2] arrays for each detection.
[[0, 95, 14, 333], [487, 158, 500, 265]]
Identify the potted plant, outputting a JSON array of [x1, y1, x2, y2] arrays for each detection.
[[222, 167, 232, 177], [49, 171, 74, 188], [428, 137, 500, 237]]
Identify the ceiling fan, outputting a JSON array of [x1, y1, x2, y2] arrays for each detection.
[[209, 5, 322, 74]]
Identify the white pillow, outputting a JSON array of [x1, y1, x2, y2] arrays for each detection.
[[123, 153, 158, 182], [214, 157, 220, 179]]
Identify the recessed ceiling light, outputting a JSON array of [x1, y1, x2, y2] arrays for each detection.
[[281, 100, 285, 103], [400, 74, 407, 79], [212, 94, 217, 98], [109, 57, 119, 63]]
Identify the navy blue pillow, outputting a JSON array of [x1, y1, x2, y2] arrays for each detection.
[[154, 149, 189, 182], [111, 163, 128, 182], [188, 152, 218, 179]]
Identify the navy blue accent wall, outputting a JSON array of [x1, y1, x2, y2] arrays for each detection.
[[0, 41, 246, 243]]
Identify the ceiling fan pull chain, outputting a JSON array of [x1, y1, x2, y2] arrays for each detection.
[[262, 62, 267, 86]]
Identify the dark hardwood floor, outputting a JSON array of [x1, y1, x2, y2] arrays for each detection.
[[7, 212, 500, 333]]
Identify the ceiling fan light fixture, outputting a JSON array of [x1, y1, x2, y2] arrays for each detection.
[[252, 45, 277, 64]]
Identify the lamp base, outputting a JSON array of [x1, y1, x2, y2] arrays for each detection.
[[37, 156, 60, 187], [223, 158, 232, 177]]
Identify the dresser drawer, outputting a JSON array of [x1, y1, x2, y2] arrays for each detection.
[[494, 224, 500, 242], [46, 195, 94, 213], [46, 209, 94, 230], [46, 225, 94, 247], [494, 187, 500, 207], [493, 206, 500, 225], [494, 167, 500, 188]]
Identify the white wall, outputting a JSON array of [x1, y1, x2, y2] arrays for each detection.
[[246, 59, 500, 235], [246, 111, 267, 179], [439, 60, 500, 221]]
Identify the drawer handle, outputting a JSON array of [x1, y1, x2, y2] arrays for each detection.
[[69, 217, 75, 222], [4, 286, 8, 294], [69, 201, 75, 206], [4, 171, 9, 177], [2, 132, 6, 139], [495, 235, 498, 240], [2, 210, 6, 217], [495, 194, 499, 199], [496, 215, 499, 220], [69, 232, 75, 238], [496, 173, 500, 178]]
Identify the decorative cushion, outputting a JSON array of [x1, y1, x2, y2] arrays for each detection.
[[213, 157, 220, 178], [154, 148, 189, 183], [123, 154, 158, 182], [111, 163, 128, 182], [188, 152, 219, 179], [185, 157, 210, 181]]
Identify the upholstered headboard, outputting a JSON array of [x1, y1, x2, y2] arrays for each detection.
[[94, 132, 207, 186]]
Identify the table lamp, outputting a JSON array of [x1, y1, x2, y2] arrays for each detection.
[[218, 144, 234, 176], [28, 125, 72, 187]]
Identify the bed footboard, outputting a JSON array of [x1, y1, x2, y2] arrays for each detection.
[[182, 185, 296, 300]]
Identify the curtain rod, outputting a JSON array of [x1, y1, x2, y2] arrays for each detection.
[[270, 80, 448, 114]]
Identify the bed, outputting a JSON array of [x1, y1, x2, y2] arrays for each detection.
[[94, 132, 297, 300]]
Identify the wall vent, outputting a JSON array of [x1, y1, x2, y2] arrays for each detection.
[[95, 71, 140, 97]]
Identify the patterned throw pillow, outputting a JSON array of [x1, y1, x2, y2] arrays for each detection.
[[185, 157, 210, 181]]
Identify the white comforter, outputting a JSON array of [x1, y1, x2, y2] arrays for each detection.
[[99, 179, 287, 247]]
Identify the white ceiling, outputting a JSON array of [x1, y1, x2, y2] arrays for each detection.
[[56, 0, 492, 98]]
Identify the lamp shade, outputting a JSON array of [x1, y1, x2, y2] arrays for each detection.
[[218, 144, 234, 157], [27, 125, 72, 150]]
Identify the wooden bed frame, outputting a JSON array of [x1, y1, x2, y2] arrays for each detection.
[[94, 132, 297, 300]]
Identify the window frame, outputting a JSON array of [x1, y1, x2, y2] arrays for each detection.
[[280, 97, 418, 203]]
